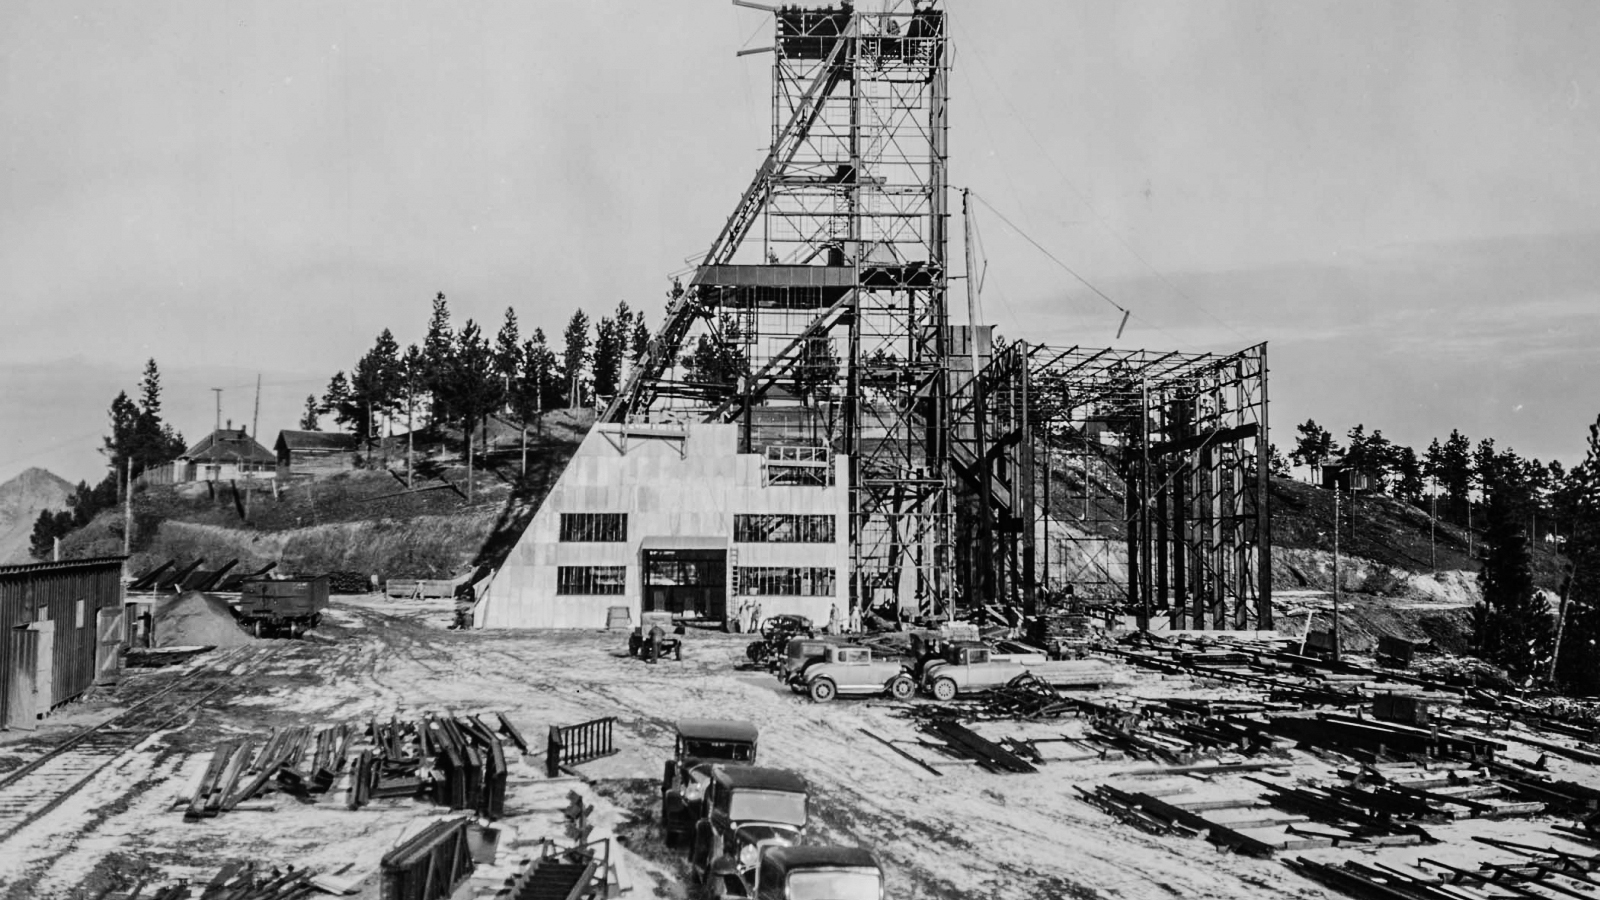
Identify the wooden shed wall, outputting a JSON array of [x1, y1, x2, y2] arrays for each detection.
[[0, 558, 124, 726]]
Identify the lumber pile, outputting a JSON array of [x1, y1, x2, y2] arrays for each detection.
[[182, 725, 355, 820]]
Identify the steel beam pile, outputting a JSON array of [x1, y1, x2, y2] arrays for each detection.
[[1288, 835, 1600, 900], [350, 714, 516, 818], [137, 863, 317, 899], [181, 725, 354, 820], [379, 817, 474, 900]]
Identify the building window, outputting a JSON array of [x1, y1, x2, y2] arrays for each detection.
[[559, 513, 628, 542], [765, 445, 834, 486], [734, 514, 835, 544], [556, 566, 626, 595], [736, 566, 835, 596]]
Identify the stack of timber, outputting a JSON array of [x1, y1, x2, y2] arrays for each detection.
[[133, 863, 319, 899], [1288, 836, 1600, 900], [181, 725, 354, 820]]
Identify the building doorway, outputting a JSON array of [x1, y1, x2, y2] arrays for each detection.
[[642, 548, 727, 622]]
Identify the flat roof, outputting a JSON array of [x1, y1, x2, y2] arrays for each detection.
[[712, 765, 808, 793], [764, 846, 879, 871], [676, 719, 759, 743]]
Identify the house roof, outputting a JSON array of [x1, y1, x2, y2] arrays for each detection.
[[181, 429, 275, 464], [274, 430, 356, 452]]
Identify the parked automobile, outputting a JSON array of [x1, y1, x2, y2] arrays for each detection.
[[629, 610, 683, 662], [777, 637, 842, 686], [745, 615, 815, 668], [918, 641, 1028, 701], [689, 766, 810, 887], [705, 846, 885, 900], [662, 720, 760, 846], [793, 646, 914, 702]]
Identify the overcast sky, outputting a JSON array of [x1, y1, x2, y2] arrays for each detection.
[[3, 0, 1597, 487]]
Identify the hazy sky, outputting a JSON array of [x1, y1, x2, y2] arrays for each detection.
[[3, 1, 1598, 487]]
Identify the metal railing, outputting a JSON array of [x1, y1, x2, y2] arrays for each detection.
[[546, 717, 617, 778]]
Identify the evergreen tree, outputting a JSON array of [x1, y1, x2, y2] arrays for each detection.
[[1393, 445, 1425, 504], [493, 307, 522, 411], [523, 329, 561, 412], [320, 371, 359, 434], [350, 329, 404, 446], [435, 319, 500, 500], [422, 292, 455, 426], [1552, 418, 1600, 691], [1290, 419, 1337, 483], [561, 309, 592, 407], [299, 395, 321, 431], [630, 314, 651, 362], [591, 312, 625, 400], [1474, 463, 1553, 681], [1267, 443, 1291, 478], [29, 509, 76, 560], [681, 314, 750, 397], [1436, 430, 1475, 521], [101, 391, 141, 478], [129, 359, 185, 474]]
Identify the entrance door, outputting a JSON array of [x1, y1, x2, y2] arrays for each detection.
[[643, 550, 727, 622], [5, 622, 52, 730]]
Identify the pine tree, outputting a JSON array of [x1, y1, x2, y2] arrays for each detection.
[[321, 372, 359, 434], [630, 315, 651, 362], [129, 359, 185, 474], [1437, 430, 1475, 522], [1267, 444, 1291, 478], [524, 329, 561, 412], [422, 292, 455, 426], [681, 314, 750, 396], [1555, 416, 1600, 693], [1393, 445, 1425, 504], [561, 309, 591, 407], [494, 307, 522, 410], [437, 319, 500, 501], [591, 313, 625, 400], [299, 395, 321, 431], [350, 329, 404, 447], [1474, 463, 1553, 681], [1290, 419, 1337, 483]]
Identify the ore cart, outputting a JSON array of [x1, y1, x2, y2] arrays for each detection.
[[237, 576, 330, 638]]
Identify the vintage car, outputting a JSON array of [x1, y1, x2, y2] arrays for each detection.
[[919, 641, 1028, 701], [629, 610, 683, 662], [705, 846, 885, 900], [792, 645, 914, 702], [745, 615, 816, 668], [689, 766, 810, 886], [777, 637, 842, 685], [662, 720, 760, 847]]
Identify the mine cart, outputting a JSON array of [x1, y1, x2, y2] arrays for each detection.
[[236, 576, 329, 638]]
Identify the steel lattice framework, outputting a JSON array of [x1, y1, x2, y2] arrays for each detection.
[[603, 3, 954, 616], [954, 342, 1273, 629]]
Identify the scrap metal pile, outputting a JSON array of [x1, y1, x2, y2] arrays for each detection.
[[127, 863, 333, 900], [177, 714, 527, 821]]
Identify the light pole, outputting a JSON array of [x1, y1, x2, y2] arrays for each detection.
[[1332, 481, 1342, 662]]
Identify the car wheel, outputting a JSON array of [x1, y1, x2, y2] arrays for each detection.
[[932, 678, 958, 701], [888, 675, 915, 700], [746, 641, 764, 662], [809, 677, 837, 702], [675, 643, 683, 661]]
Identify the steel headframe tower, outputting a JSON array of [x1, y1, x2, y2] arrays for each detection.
[[603, 2, 953, 618]]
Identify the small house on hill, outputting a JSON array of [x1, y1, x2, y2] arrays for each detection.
[[176, 427, 276, 482], [1320, 455, 1380, 493], [275, 430, 357, 477]]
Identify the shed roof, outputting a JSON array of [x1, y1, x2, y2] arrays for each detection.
[[0, 556, 126, 580], [181, 429, 276, 464], [676, 719, 759, 743], [275, 430, 357, 452]]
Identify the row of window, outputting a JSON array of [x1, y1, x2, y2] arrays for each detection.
[[558, 513, 836, 544], [554, 565, 836, 596]]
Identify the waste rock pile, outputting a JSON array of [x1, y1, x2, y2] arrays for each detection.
[[153, 591, 255, 648]]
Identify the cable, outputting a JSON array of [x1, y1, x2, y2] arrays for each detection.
[[969, 191, 1127, 318]]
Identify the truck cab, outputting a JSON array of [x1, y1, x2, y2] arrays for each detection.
[[662, 720, 759, 847]]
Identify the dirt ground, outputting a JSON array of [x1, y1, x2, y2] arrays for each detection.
[[0, 595, 1592, 899]]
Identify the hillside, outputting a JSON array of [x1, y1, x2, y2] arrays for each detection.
[[58, 409, 595, 581], [0, 467, 74, 563]]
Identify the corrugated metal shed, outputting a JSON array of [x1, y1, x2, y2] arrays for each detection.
[[1, 556, 124, 728]]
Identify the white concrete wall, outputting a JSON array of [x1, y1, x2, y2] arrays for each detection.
[[478, 422, 848, 630]]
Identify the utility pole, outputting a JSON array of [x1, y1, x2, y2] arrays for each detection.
[[210, 388, 223, 479], [1332, 482, 1342, 662], [406, 373, 415, 489], [123, 456, 133, 561], [248, 375, 261, 520], [1429, 476, 1437, 573]]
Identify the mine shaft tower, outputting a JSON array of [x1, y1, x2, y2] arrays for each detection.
[[606, 2, 954, 616]]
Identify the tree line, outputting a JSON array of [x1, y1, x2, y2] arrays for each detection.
[[1284, 416, 1600, 695]]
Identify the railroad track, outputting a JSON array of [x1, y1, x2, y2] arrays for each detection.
[[0, 646, 272, 844]]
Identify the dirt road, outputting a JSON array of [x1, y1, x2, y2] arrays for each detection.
[[0, 595, 1327, 899]]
